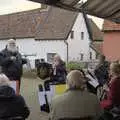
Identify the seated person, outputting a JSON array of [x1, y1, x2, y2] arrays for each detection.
[[49, 70, 101, 120], [101, 63, 120, 109], [52, 54, 67, 83], [0, 74, 30, 119]]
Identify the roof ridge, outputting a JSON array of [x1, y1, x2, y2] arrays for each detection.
[[103, 20, 120, 31], [0, 7, 48, 16]]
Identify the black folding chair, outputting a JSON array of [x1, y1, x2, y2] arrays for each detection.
[[58, 117, 92, 120], [0, 116, 24, 120]]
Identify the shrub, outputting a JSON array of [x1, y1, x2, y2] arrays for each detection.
[[66, 62, 87, 72]]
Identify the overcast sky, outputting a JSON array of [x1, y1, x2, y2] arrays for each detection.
[[0, 0, 41, 14], [0, 0, 104, 29]]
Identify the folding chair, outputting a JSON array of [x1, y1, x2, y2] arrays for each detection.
[[58, 117, 92, 120], [38, 80, 66, 113], [0, 116, 24, 120]]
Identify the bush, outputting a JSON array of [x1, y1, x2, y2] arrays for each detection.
[[66, 62, 87, 72]]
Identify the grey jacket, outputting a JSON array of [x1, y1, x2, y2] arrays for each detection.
[[49, 89, 101, 120]]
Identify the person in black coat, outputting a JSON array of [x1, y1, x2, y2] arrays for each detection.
[[0, 74, 30, 119], [52, 54, 67, 83], [0, 39, 27, 94], [94, 55, 110, 86]]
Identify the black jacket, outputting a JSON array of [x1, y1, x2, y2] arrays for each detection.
[[94, 61, 109, 85], [0, 85, 30, 119], [0, 49, 27, 80], [52, 61, 67, 82]]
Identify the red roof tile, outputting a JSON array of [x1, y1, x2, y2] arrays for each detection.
[[0, 6, 102, 41], [0, 8, 48, 39], [103, 20, 120, 31], [0, 7, 78, 40]]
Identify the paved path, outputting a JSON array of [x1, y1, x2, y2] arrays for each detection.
[[20, 77, 49, 120]]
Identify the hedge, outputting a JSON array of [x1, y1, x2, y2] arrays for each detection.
[[66, 62, 87, 71]]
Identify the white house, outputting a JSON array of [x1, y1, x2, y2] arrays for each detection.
[[0, 6, 103, 69]]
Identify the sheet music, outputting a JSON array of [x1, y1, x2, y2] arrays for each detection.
[[86, 74, 99, 88], [10, 81, 16, 92], [46, 91, 52, 103], [38, 84, 66, 107], [38, 91, 46, 105]]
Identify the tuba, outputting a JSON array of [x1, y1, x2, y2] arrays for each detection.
[[36, 61, 52, 80]]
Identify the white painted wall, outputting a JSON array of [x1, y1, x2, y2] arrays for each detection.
[[0, 40, 7, 50], [90, 48, 97, 60], [0, 13, 98, 68], [67, 13, 91, 62], [0, 38, 67, 69]]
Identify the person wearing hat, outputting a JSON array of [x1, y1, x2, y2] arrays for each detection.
[[0, 73, 30, 119], [0, 39, 27, 95], [49, 70, 101, 120]]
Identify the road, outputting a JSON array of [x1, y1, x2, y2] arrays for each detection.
[[20, 77, 49, 120]]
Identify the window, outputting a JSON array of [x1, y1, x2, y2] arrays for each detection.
[[90, 52, 92, 60], [70, 30, 74, 39], [80, 53, 84, 61], [96, 53, 99, 59], [47, 53, 56, 63], [81, 32, 84, 40]]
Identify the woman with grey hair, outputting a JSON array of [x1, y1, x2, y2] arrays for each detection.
[[49, 70, 101, 120], [0, 74, 30, 119], [52, 54, 67, 82]]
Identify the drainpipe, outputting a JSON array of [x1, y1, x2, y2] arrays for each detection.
[[64, 40, 68, 63]]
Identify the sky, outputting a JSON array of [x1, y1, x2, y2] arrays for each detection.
[[0, 0, 104, 29], [0, 0, 41, 14]]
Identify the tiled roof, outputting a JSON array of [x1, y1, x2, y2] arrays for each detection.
[[91, 42, 103, 54], [29, 0, 120, 23], [0, 7, 78, 40], [87, 18, 103, 41], [0, 6, 103, 41], [0, 8, 48, 39], [35, 7, 78, 40], [103, 20, 120, 31]]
